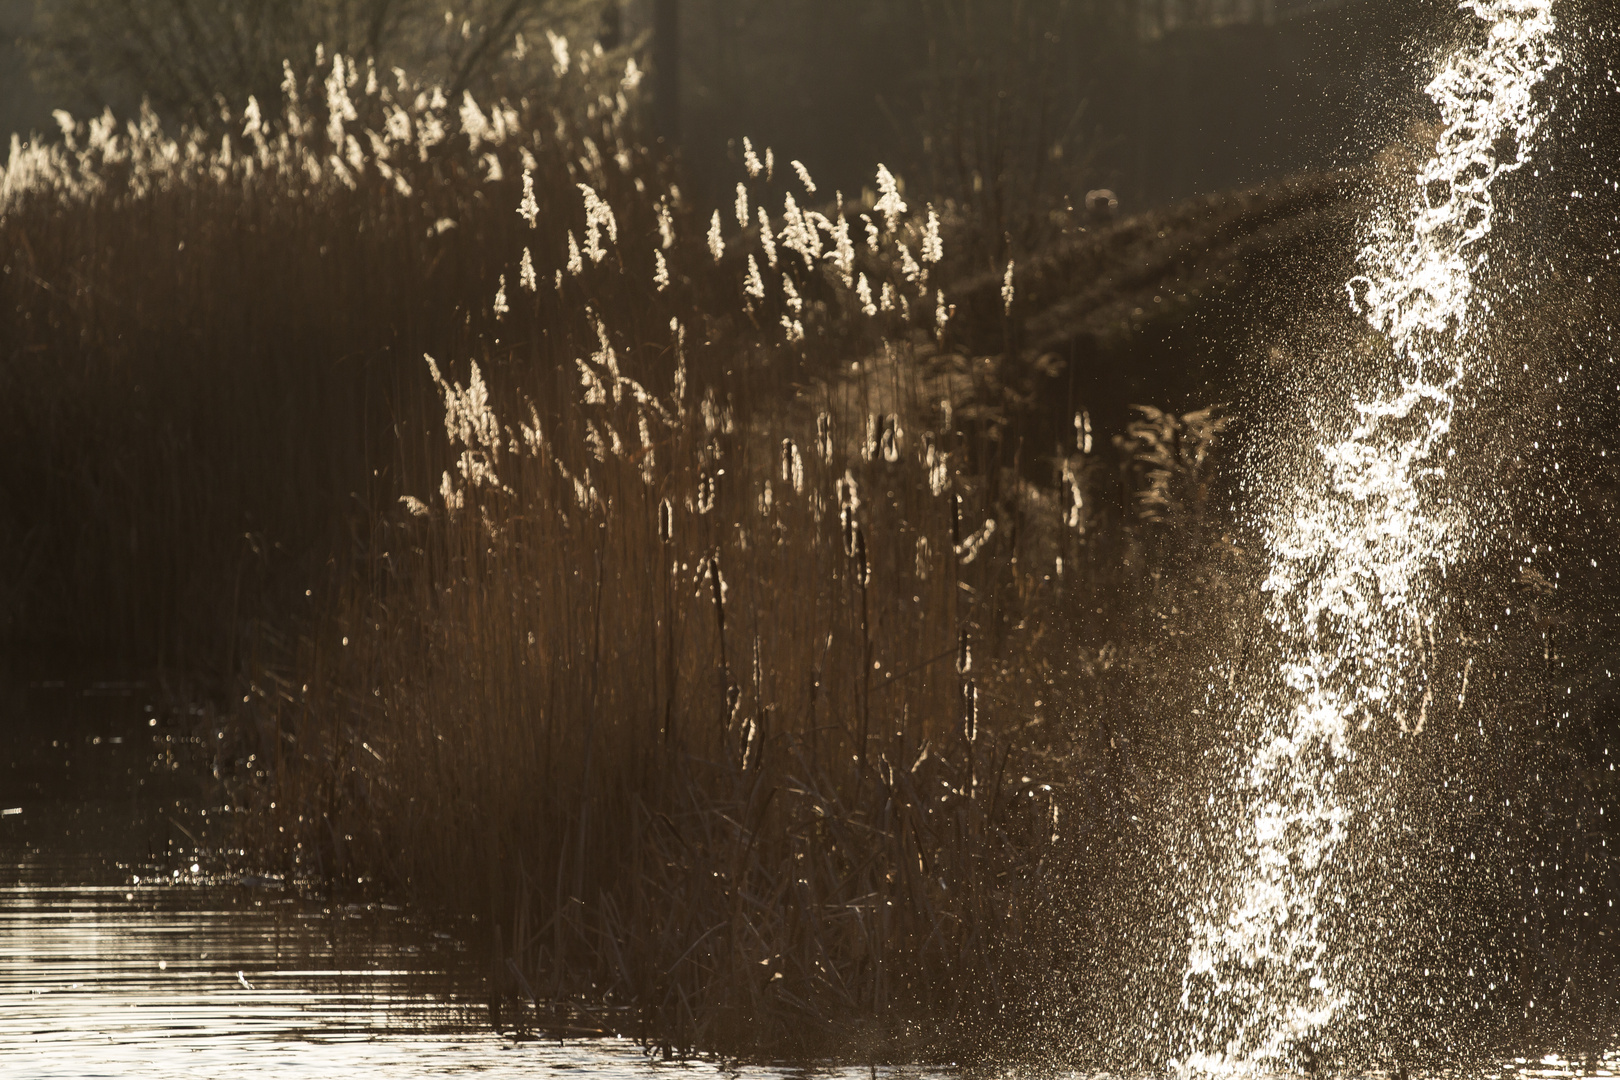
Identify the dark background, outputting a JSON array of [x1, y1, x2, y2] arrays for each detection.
[[1, 0, 1419, 211]]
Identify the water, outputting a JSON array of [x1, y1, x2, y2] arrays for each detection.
[[1173, 0, 1563, 1071], [0, 673, 718, 1075]]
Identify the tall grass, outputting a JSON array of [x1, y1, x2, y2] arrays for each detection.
[[0, 44, 651, 670], [210, 88, 1256, 1058], [4, 40, 1259, 1063]]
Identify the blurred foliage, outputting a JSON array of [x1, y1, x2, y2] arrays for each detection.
[[24, 0, 602, 123]]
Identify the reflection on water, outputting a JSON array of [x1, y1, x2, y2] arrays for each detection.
[[0, 670, 482, 1075]]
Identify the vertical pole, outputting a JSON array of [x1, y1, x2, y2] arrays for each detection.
[[653, 0, 680, 144]]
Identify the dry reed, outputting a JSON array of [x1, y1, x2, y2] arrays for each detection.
[[3, 42, 1260, 1063]]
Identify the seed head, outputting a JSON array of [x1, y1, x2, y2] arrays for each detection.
[[579, 184, 616, 262], [857, 274, 877, 318], [656, 197, 676, 249], [874, 164, 906, 232], [922, 206, 943, 264], [708, 210, 725, 262], [791, 159, 816, 195], [547, 30, 570, 77], [756, 206, 778, 268]]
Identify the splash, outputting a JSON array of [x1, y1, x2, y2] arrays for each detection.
[[1174, 1, 1561, 1070]]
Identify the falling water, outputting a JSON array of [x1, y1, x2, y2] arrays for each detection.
[[1174, 2, 1562, 1070]]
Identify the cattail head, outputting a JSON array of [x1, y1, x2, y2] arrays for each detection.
[[836, 469, 860, 513], [781, 439, 804, 493], [1075, 410, 1093, 454], [880, 414, 901, 463], [925, 434, 949, 496], [851, 525, 869, 587], [963, 682, 978, 744], [1063, 458, 1086, 533], [951, 492, 962, 547], [658, 498, 673, 544], [816, 413, 834, 462], [956, 629, 972, 675], [699, 550, 727, 609]]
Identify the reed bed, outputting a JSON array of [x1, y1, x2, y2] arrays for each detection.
[[206, 79, 1256, 1061], [0, 43, 650, 668], [3, 44, 1262, 1062]]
